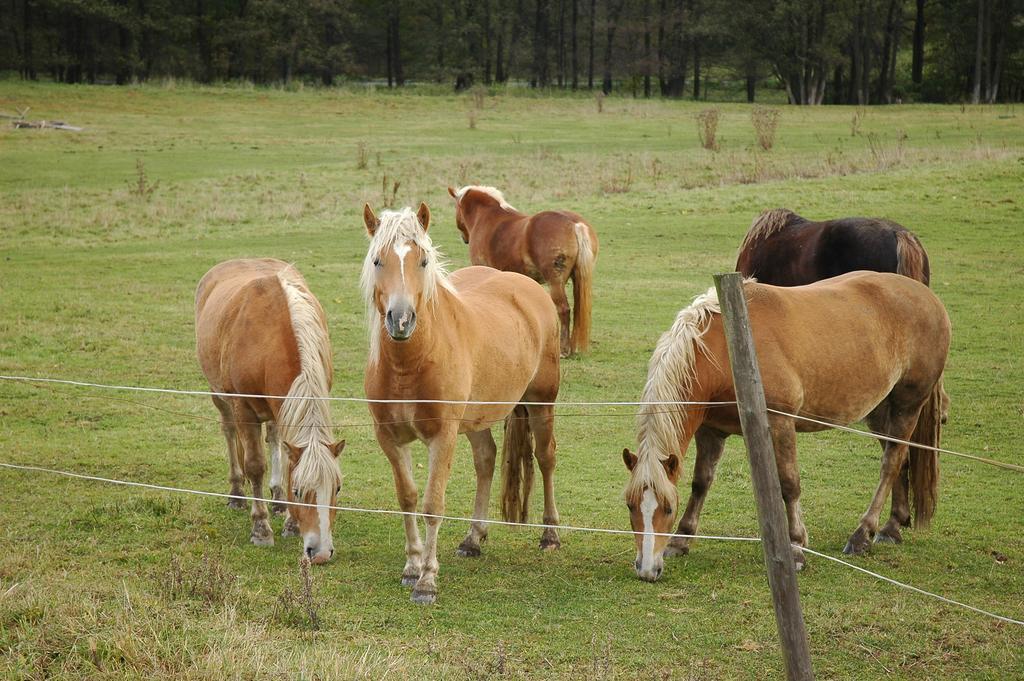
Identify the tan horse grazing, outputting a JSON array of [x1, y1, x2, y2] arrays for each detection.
[[196, 259, 344, 564], [447, 185, 598, 357], [362, 203, 562, 604], [622, 272, 949, 582]]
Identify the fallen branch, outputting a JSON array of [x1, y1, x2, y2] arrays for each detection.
[[11, 119, 83, 131]]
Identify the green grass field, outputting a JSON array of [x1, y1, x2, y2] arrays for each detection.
[[1, 82, 1022, 679]]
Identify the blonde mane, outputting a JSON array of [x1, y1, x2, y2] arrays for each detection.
[[359, 207, 456, 366], [276, 268, 342, 496], [626, 286, 722, 503], [738, 208, 799, 253], [455, 185, 517, 211]]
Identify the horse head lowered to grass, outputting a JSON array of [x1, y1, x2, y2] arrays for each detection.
[[195, 259, 344, 565], [622, 272, 949, 581]]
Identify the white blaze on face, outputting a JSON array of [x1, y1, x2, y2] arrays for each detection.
[[640, 487, 658, 571], [393, 241, 412, 286]]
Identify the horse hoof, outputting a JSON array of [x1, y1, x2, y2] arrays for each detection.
[[874, 529, 901, 545], [411, 589, 437, 605], [226, 498, 247, 511], [250, 532, 274, 547], [456, 543, 481, 558], [663, 544, 690, 558], [281, 521, 299, 538], [539, 537, 561, 551], [792, 548, 806, 571], [843, 528, 872, 556]]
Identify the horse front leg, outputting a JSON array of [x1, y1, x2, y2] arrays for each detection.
[[457, 429, 497, 557], [378, 434, 423, 587], [413, 426, 459, 604], [666, 426, 726, 558], [770, 416, 808, 569], [266, 421, 289, 518]]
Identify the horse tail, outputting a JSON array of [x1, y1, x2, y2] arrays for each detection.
[[500, 405, 535, 523], [909, 381, 942, 528], [895, 229, 930, 286], [571, 222, 597, 353]]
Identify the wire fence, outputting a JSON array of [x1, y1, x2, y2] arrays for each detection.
[[0, 459, 1020, 627], [1, 373, 1023, 627]]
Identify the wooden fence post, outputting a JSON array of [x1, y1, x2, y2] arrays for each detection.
[[714, 273, 814, 681]]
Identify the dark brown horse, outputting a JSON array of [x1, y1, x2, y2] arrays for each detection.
[[736, 208, 948, 422], [735, 208, 931, 286], [448, 185, 598, 357]]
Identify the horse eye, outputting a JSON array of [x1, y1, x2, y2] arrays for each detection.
[[420, 259, 428, 268], [335, 485, 341, 495], [663, 506, 673, 515], [373, 258, 381, 268], [292, 489, 299, 498]]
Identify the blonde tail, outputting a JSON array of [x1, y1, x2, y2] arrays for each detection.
[[571, 222, 597, 353], [500, 405, 535, 522]]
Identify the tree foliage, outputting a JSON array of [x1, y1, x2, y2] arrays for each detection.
[[1, 0, 1022, 102]]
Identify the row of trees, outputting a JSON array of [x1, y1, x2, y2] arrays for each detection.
[[2, 0, 1022, 103]]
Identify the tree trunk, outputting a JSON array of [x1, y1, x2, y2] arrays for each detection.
[[692, 40, 700, 99], [571, 0, 578, 88], [601, 0, 625, 94], [386, 21, 393, 87], [391, 5, 404, 87], [746, 71, 756, 103], [533, 0, 550, 87], [643, 0, 651, 97], [588, 0, 595, 88], [972, 0, 984, 103], [912, 0, 924, 85]]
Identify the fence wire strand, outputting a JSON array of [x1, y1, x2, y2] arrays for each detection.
[[0, 460, 1021, 627]]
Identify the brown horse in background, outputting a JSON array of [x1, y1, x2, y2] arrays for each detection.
[[622, 272, 950, 582], [448, 185, 598, 357], [196, 259, 344, 565], [362, 203, 562, 605]]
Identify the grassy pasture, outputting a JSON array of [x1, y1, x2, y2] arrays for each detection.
[[1, 83, 1022, 679]]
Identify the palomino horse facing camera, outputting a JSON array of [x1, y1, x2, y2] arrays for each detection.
[[622, 272, 949, 582], [195, 259, 344, 565], [362, 202, 562, 604], [448, 185, 598, 357]]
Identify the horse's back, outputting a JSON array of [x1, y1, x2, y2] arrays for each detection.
[[195, 258, 301, 396], [744, 272, 949, 423], [449, 266, 559, 334]]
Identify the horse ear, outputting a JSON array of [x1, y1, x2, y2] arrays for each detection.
[[326, 440, 346, 458], [284, 441, 304, 467], [661, 455, 679, 477], [363, 203, 379, 236], [447, 186, 457, 199], [622, 448, 638, 471], [417, 202, 431, 232]]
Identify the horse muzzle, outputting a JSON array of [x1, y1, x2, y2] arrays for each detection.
[[385, 306, 417, 341], [635, 557, 664, 582]]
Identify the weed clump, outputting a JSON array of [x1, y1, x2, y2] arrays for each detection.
[[751, 106, 780, 151], [696, 108, 721, 151], [274, 555, 321, 631]]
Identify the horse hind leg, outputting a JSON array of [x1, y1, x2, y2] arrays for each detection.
[[865, 407, 911, 545], [527, 403, 560, 550], [844, 406, 919, 556], [457, 429, 498, 557], [213, 396, 246, 510], [544, 269, 572, 357], [234, 404, 273, 546], [667, 426, 726, 558]]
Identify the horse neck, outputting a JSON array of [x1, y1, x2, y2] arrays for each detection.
[[278, 370, 333, 447], [464, 198, 519, 233]]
